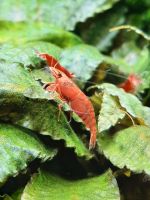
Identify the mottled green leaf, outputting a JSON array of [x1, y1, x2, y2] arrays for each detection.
[[80, 7, 125, 52], [98, 126, 150, 174], [0, 61, 91, 158], [111, 42, 150, 73], [3, 99, 91, 158], [21, 169, 120, 200], [0, 22, 82, 47], [60, 44, 104, 87], [0, 42, 61, 68], [0, 42, 56, 100], [98, 93, 125, 132], [0, 61, 48, 99], [0, 123, 56, 186], [0, 0, 119, 30], [95, 83, 150, 126]]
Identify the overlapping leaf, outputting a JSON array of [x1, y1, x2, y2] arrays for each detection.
[[98, 93, 125, 132], [95, 83, 150, 132], [0, 51, 91, 158], [0, 123, 56, 186], [0, 43, 104, 87], [4, 99, 91, 158], [60, 44, 104, 87], [0, 0, 119, 30], [111, 42, 150, 73], [98, 126, 150, 174], [0, 42, 61, 68], [21, 169, 120, 200], [0, 61, 48, 99]]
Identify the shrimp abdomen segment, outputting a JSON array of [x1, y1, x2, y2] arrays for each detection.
[[70, 95, 97, 148]]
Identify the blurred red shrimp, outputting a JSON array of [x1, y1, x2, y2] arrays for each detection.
[[118, 74, 141, 93]]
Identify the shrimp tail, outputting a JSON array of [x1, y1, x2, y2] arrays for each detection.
[[89, 129, 97, 149]]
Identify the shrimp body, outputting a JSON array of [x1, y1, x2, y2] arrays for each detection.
[[46, 67, 97, 149]]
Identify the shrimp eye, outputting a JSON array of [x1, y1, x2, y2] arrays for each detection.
[[57, 72, 62, 78]]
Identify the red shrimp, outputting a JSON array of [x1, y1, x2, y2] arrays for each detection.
[[36, 52, 74, 78], [44, 67, 97, 149], [118, 74, 141, 93]]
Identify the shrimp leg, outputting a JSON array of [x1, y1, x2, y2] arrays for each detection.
[[44, 83, 68, 121], [43, 82, 59, 100]]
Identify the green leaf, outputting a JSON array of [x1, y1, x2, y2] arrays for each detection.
[[4, 99, 91, 158], [0, 46, 90, 158], [0, 0, 119, 30], [111, 42, 150, 73], [0, 42, 61, 68], [0, 22, 82, 47], [98, 93, 125, 132], [95, 83, 150, 126], [80, 7, 125, 52], [0, 61, 48, 99], [60, 44, 104, 87], [21, 169, 120, 200], [126, 0, 150, 10], [98, 125, 150, 174], [0, 61, 91, 158], [0, 123, 56, 186]]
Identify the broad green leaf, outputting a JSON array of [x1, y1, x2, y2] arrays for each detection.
[[80, 7, 125, 52], [0, 42, 56, 99], [0, 61, 48, 99], [3, 99, 91, 158], [101, 43, 150, 82], [111, 42, 150, 73], [95, 83, 150, 126], [21, 169, 120, 200], [0, 42, 61, 68], [0, 22, 82, 47], [0, 0, 119, 30], [60, 44, 104, 87], [0, 61, 91, 158], [98, 93, 125, 132], [98, 126, 150, 174], [0, 123, 56, 186], [0, 43, 105, 88], [0, 41, 61, 69]]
